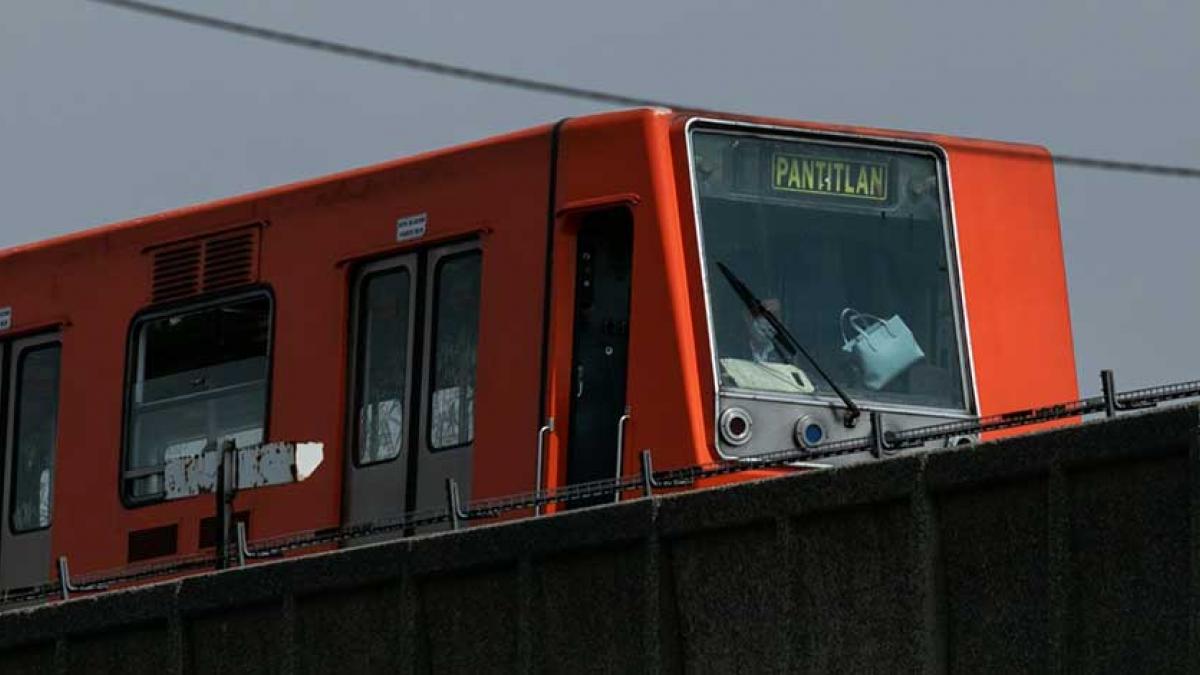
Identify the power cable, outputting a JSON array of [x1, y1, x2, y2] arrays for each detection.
[[88, 0, 1200, 179], [1051, 154, 1200, 178], [86, 0, 687, 110]]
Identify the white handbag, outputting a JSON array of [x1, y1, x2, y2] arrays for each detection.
[[840, 308, 925, 391]]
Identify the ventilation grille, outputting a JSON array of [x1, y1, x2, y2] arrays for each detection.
[[152, 243, 201, 303], [150, 227, 260, 303]]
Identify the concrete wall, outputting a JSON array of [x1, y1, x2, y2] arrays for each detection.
[[3, 405, 1199, 674]]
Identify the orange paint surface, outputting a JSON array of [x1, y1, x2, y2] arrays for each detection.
[[0, 108, 1075, 584]]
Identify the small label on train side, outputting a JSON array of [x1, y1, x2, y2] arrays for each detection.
[[771, 153, 888, 201], [396, 213, 428, 242], [0, 307, 10, 332]]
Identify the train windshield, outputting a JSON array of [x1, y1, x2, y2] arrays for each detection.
[[690, 128, 969, 412]]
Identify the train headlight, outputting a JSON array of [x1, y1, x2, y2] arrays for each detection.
[[719, 407, 753, 446], [794, 416, 825, 449]]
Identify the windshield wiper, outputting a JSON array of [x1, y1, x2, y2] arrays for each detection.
[[715, 261, 861, 428]]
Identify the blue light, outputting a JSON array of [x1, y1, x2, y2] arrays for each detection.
[[804, 423, 824, 445]]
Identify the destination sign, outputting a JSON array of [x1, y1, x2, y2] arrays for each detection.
[[771, 153, 888, 201]]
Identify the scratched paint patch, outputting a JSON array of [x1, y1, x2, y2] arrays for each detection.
[[0, 307, 11, 332], [163, 440, 325, 500]]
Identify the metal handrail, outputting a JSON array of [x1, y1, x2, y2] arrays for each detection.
[[5, 369, 1199, 610]]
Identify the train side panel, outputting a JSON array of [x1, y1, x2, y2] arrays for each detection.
[[941, 141, 1078, 418], [543, 110, 710, 496], [2, 125, 553, 580]]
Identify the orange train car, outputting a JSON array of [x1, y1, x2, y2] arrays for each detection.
[[0, 108, 1076, 591]]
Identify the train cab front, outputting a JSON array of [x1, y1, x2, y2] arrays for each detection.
[[679, 116, 1076, 466]]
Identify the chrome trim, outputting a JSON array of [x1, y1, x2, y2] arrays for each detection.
[[613, 408, 631, 503], [786, 461, 833, 470], [683, 120, 724, 457], [719, 389, 976, 420], [794, 415, 825, 449], [938, 141, 982, 417], [719, 406, 753, 446], [533, 418, 553, 516], [683, 117, 978, 461]]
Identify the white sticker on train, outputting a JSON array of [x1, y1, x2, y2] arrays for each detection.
[[0, 307, 10, 332], [396, 213, 428, 242]]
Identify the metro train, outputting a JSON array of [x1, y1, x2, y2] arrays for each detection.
[[0, 108, 1076, 593]]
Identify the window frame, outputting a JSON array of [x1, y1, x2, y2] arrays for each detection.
[[7, 340, 61, 535], [425, 249, 483, 452], [347, 258, 417, 468], [685, 118, 978, 420], [119, 287, 275, 507]]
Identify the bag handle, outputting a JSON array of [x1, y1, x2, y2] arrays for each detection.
[[862, 312, 895, 339], [840, 308, 892, 346]]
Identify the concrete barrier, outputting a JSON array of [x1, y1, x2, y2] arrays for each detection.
[[3, 404, 1199, 673]]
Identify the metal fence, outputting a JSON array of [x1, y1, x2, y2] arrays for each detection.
[[3, 369, 1197, 611]]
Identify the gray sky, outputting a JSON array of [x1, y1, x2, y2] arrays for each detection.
[[2, 0, 1197, 395]]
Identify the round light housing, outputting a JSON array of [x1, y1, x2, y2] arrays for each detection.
[[719, 407, 753, 446], [794, 416, 825, 449]]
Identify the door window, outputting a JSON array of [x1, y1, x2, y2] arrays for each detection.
[[9, 344, 61, 533], [354, 269, 412, 465], [428, 252, 482, 450]]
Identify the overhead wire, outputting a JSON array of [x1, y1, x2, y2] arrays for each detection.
[[1049, 154, 1200, 178], [85, 0, 687, 110], [86, 0, 1200, 180]]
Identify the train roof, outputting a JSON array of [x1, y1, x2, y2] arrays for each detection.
[[0, 107, 1051, 267]]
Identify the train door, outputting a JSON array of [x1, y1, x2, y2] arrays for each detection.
[[0, 333, 62, 591], [343, 254, 418, 527], [565, 208, 633, 508], [412, 242, 482, 519], [343, 241, 482, 529]]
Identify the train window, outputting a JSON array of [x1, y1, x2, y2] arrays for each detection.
[[354, 269, 412, 465], [124, 293, 271, 501], [428, 252, 482, 450], [691, 130, 969, 411], [10, 344, 61, 533]]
